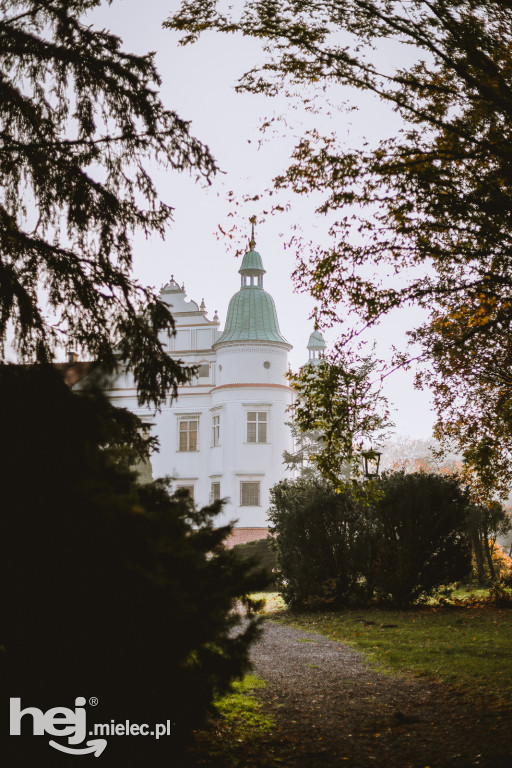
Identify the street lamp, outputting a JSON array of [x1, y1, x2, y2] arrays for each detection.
[[362, 448, 382, 479], [361, 448, 382, 603]]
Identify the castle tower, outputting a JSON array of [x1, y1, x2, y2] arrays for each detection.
[[210, 239, 294, 527], [307, 329, 326, 364], [91, 234, 295, 537]]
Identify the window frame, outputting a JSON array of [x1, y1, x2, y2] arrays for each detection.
[[177, 414, 200, 452], [212, 413, 220, 447], [210, 481, 221, 503], [176, 484, 195, 499], [240, 480, 261, 507], [246, 411, 268, 444]]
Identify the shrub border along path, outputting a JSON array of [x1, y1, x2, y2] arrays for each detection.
[[187, 605, 512, 767]]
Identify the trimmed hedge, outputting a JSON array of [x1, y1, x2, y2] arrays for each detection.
[[269, 472, 472, 608], [232, 538, 277, 590]]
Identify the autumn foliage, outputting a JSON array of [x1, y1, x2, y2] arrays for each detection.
[[168, 0, 512, 498]]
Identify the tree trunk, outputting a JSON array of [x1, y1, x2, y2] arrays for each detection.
[[482, 526, 496, 580], [472, 530, 485, 584]]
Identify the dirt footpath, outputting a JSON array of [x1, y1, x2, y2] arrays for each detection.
[[249, 621, 511, 768]]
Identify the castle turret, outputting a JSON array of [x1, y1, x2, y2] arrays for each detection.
[[214, 248, 290, 348], [307, 329, 326, 364], [99, 232, 295, 535], [210, 236, 293, 526]]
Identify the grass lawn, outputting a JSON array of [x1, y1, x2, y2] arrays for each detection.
[[214, 675, 273, 735], [449, 585, 490, 601], [185, 676, 285, 767], [267, 598, 512, 704], [186, 592, 512, 765]]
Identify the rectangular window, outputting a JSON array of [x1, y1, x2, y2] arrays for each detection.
[[179, 418, 198, 451], [210, 481, 221, 503], [247, 412, 267, 443], [212, 414, 220, 446], [176, 484, 194, 499], [240, 481, 260, 507], [198, 363, 210, 378]]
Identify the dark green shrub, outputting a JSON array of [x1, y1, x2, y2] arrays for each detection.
[[268, 476, 369, 609], [269, 471, 473, 610], [232, 537, 276, 589], [1, 366, 261, 766], [372, 471, 472, 606]]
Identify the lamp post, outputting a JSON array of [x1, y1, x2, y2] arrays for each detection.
[[362, 448, 382, 602], [362, 448, 382, 479]]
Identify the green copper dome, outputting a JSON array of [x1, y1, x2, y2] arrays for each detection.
[[307, 330, 326, 349], [239, 249, 265, 275], [215, 249, 290, 347]]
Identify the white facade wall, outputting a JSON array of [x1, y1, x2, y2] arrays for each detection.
[[100, 275, 296, 529], [215, 343, 289, 388], [211, 342, 292, 525]]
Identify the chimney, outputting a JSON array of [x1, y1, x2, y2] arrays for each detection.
[[68, 350, 79, 364]]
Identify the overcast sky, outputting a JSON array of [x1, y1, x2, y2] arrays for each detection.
[[88, 0, 436, 438]]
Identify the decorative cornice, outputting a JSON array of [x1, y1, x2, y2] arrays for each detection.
[[213, 339, 292, 352], [214, 343, 289, 355], [211, 383, 291, 392]]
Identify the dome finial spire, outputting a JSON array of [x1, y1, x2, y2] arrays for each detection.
[[249, 215, 256, 249]]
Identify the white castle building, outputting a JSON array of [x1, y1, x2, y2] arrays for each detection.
[[98, 240, 325, 540]]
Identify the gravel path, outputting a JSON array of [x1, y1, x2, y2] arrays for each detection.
[[249, 621, 511, 768]]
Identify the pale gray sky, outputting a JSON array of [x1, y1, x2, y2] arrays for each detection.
[[88, 0, 435, 438]]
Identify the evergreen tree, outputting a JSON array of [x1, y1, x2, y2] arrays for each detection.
[[1, 365, 262, 766], [0, 1, 217, 406], [282, 419, 325, 478]]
